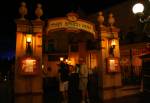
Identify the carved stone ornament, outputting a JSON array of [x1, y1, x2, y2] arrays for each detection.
[[108, 13, 115, 27], [97, 11, 104, 27], [67, 12, 79, 22], [35, 3, 43, 21], [19, 2, 27, 20]]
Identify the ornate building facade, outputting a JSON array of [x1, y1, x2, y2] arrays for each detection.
[[14, 1, 150, 103]]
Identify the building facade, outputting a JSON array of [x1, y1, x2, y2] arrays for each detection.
[[14, 1, 150, 103]]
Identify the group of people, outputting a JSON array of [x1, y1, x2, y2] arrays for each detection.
[[58, 60, 89, 103]]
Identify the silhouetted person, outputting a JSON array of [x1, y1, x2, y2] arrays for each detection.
[[68, 65, 80, 103], [58, 62, 69, 103]]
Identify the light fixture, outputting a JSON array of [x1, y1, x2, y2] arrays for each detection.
[[26, 34, 32, 43], [132, 2, 150, 23], [60, 57, 64, 61], [65, 59, 72, 65], [108, 26, 116, 57], [110, 39, 116, 49], [109, 38, 116, 57], [132, 1, 150, 41], [65, 59, 68, 63], [26, 34, 32, 55], [132, 3, 144, 15]]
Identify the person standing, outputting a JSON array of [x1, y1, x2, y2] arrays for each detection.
[[79, 59, 89, 103], [58, 62, 69, 103], [68, 65, 80, 103]]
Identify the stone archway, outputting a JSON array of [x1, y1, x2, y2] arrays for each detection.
[[43, 12, 98, 77]]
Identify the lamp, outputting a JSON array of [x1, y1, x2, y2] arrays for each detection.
[[65, 59, 72, 65], [65, 59, 68, 63], [26, 19, 34, 55], [60, 57, 64, 62], [109, 38, 116, 57], [26, 34, 32, 55], [26, 34, 32, 43], [108, 25, 116, 57], [132, 3, 144, 15], [132, 1, 150, 42], [110, 39, 116, 49], [132, 2, 150, 23]]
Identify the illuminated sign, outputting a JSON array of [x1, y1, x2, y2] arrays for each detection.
[[106, 58, 120, 73], [19, 57, 39, 76], [47, 18, 96, 37]]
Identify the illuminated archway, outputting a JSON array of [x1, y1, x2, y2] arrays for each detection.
[[46, 12, 97, 38]]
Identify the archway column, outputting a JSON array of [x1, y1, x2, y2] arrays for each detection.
[[15, 3, 44, 103], [97, 12, 122, 101], [97, 26, 122, 101], [15, 19, 44, 103]]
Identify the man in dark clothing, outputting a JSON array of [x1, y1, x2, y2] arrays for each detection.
[[58, 62, 69, 103], [68, 64, 80, 103]]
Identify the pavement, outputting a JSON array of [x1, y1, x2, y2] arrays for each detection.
[[104, 93, 150, 103], [0, 81, 12, 103], [1, 78, 150, 103]]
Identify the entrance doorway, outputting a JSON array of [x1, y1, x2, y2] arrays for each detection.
[[42, 12, 100, 103], [42, 30, 99, 103], [43, 30, 97, 77]]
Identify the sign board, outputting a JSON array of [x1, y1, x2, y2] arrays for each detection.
[[47, 18, 96, 37], [106, 58, 120, 73], [18, 57, 39, 76]]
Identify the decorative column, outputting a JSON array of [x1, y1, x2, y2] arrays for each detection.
[[15, 2, 44, 103], [97, 12, 122, 101], [96, 11, 106, 101]]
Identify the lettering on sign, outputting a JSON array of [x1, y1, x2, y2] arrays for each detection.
[[47, 18, 96, 37]]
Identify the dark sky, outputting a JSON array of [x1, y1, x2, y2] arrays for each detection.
[[0, 0, 124, 59]]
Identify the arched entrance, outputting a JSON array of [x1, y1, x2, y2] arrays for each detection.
[[43, 12, 98, 77], [42, 12, 99, 103]]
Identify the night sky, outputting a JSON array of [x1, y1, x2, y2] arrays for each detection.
[[0, 0, 124, 59]]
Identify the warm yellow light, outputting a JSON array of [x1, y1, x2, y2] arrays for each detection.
[[69, 60, 72, 64], [60, 57, 64, 61], [22, 58, 36, 72], [26, 34, 32, 43], [109, 59, 115, 63], [65, 59, 68, 63], [67, 60, 72, 64], [111, 39, 116, 46], [42, 64, 44, 69]]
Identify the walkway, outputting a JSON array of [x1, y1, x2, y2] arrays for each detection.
[[105, 93, 149, 103]]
